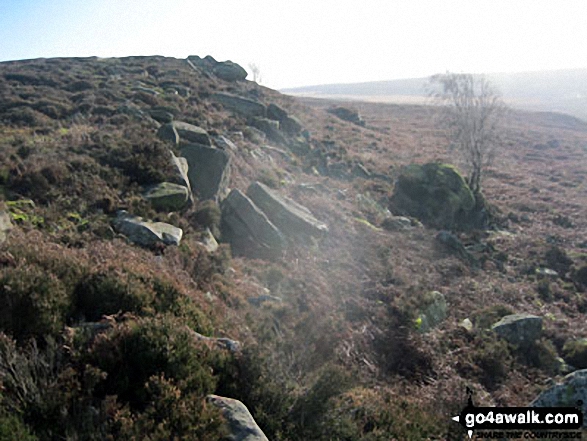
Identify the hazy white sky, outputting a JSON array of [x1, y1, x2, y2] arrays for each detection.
[[1, 0, 586, 89]]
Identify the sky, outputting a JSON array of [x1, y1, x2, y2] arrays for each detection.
[[1, 0, 586, 89]]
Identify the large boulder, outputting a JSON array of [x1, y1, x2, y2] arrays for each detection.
[[267, 103, 303, 135], [112, 211, 183, 247], [530, 369, 587, 427], [212, 93, 266, 119], [246, 181, 328, 238], [390, 163, 478, 230], [221, 189, 285, 259], [250, 117, 286, 144], [157, 121, 211, 146], [491, 313, 543, 347], [206, 395, 268, 441], [213, 61, 248, 82], [169, 150, 192, 194], [143, 182, 189, 211], [327, 106, 365, 126], [180, 144, 230, 202], [0, 210, 13, 243]]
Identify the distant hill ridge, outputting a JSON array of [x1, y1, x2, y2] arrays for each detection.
[[283, 68, 587, 120]]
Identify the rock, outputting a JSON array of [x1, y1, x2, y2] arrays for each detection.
[[213, 61, 248, 82], [112, 211, 183, 247], [417, 291, 448, 333], [214, 135, 238, 152], [143, 182, 189, 211], [573, 265, 587, 287], [180, 144, 231, 202], [352, 163, 371, 179], [246, 181, 328, 238], [169, 150, 192, 195], [459, 318, 474, 332], [248, 294, 283, 306], [491, 313, 543, 347], [267, 103, 288, 121], [206, 395, 268, 441], [436, 230, 476, 264], [157, 121, 211, 146], [250, 117, 286, 144], [563, 338, 587, 369], [212, 93, 266, 119], [148, 108, 174, 124], [0, 210, 13, 243], [391, 163, 480, 230], [381, 216, 413, 231], [281, 115, 303, 135], [535, 268, 559, 279], [221, 189, 286, 259], [530, 369, 587, 427], [198, 228, 219, 253], [266, 104, 303, 135], [327, 106, 365, 126]]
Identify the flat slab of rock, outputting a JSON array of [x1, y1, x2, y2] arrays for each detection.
[[530, 369, 587, 427], [246, 181, 328, 238], [158, 121, 211, 146], [491, 313, 543, 347], [169, 150, 192, 195], [206, 395, 268, 441], [0, 210, 13, 243], [212, 93, 266, 118], [221, 189, 285, 258], [112, 211, 182, 247], [180, 144, 230, 202], [143, 182, 189, 211]]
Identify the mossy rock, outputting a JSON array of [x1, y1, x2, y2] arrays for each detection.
[[391, 163, 482, 230], [563, 339, 587, 369]]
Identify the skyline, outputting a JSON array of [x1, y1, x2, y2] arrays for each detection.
[[1, 0, 586, 89]]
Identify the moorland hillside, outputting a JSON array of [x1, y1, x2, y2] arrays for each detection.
[[0, 55, 586, 440]]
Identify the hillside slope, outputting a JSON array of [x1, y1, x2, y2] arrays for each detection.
[[1, 56, 587, 440]]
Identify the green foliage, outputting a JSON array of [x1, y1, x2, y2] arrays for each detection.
[[86, 317, 220, 409], [191, 200, 222, 237], [562, 339, 587, 369], [0, 265, 69, 341]]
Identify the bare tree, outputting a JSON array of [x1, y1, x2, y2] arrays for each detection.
[[430, 73, 507, 194], [248, 63, 262, 84]]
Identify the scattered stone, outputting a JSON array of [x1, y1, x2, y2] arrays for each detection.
[[248, 294, 283, 306], [250, 117, 286, 144], [535, 268, 559, 279], [212, 92, 267, 118], [214, 135, 238, 152], [381, 216, 413, 231], [180, 143, 231, 202], [572, 265, 587, 287], [459, 318, 474, 332], [206, 395, 269, 441], [212, 61, 248, 82], [157, 121, 211, 146], [198, 228, 219, 253], [148, 108, 174, 124], [563, 338, 587, 369], [246, 181, 328, 238], [143, 182, 189, 211], [416, 291, 448, 333], [112, 211, 182, 247], [530, 369, 587, 427], [221, 189, 286, 259], [327, 106, 365, 126], [391, 163, 480, 230], [491, 313, 543, 347], [188, 328, 240, 353], [0, 210, 13, 243], [436, 231, 476, 264]]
